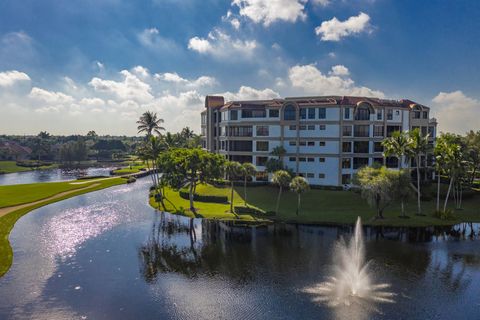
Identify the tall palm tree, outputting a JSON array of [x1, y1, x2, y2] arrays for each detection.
[[289, 176, 309, 215], [225, 161, 242, 213], [137, 111, 165, 137], [434, 136, 448, 211], [442, 142, 463, 212], [408, 129, 430, 215], [240, 163, 256, 206], [272, 170, 291, 216]]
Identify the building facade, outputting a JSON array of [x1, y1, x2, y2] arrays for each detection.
[[201, 95, 437, 186]]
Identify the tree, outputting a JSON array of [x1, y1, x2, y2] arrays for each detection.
[[289, 176, 309, 215], [393, 169, 414, 218], [158, 148, 225, 213], [440, 138, 464, 212], [240, 162, 256, 206], [225, 161, 242, 213], [272, 170, 291, 215], [86, 130, 98, 141], [382, 131, 413, 169], [356, 166, 397, 219], [465, 130, 480, 184], [270, 145, 286, 161], [137, 111, 165, 137], [434, 135, 449, 211], [408, 128, 430, 215]]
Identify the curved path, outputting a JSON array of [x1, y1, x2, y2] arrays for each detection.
[[0, 183, 101, 218]]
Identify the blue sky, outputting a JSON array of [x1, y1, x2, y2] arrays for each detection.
[[0, 0, 479, 135]]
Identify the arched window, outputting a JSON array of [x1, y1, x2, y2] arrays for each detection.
[[355, 105, 371, 120], [283, 105, 296, 120]]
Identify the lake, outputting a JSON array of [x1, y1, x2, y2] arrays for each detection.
[[0, 167, 114, 185], [0, 178, 479, 319]]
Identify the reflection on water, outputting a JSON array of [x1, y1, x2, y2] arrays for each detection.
[[0, 177, 479, 319], [0, 167, 114, 185]]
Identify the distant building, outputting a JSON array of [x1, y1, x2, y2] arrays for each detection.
[[0, 141, 32, 161], [201, 95, 437, 186]]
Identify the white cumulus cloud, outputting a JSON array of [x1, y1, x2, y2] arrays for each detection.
[[188, 29, 257, 58], [288, 64, 384, 97], [315, 12, 371, 41], [29, 87, 74, 104], [0, 70, 31, 87], [329, 65, 350, 76], [232, 0, 307, 26], [432, 91, 480, 134], [221, 86, 280, 101]]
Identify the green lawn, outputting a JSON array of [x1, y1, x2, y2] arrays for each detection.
[[0, 177, 127, 277], [0, 161, 57, 174], [112, 164, 146, 175], [151, 183, 480, 228], [150, 184, 266, 222]]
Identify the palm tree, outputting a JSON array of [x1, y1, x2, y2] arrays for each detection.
[[270, 145, 286, 161], [225, 161, 242, 213], [434, 136, 448, 211], [137, 111, 165, 137], [408, 128, 430, 215], [382, 131, 412, 169], [442, 142, 463, 212], [289, 176, 309, 215], [240, 163, 256, 206], [272, 170, 291, 216]]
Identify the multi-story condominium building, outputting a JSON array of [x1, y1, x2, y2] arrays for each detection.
[[200, 95, 437, 186]]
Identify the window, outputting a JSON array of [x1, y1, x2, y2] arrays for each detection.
[[374, 125, 384, 137], [289, 157, 296, 162], [355, 106, 371, 120], [319, 157, 325, 163], [269, 109, 279, 118], [299, 157, 306, 162], [373, 158, 383, 166], [256, 141, 269, 151], [300, 109, 307, 120], [318, 107, 326, 119], [230, 110, 238, 120], [354, 141, 369, 153], [421, 126, 428, 137], [319, 125, 326, 130], [221, 141, 225, 150], [228, 126, 252, 137], [386, 125, 401, 137], [307, 157, 315, 162], [342, 141, 352, 152], [342, 158, 351, 169], [343, 125, 352, 137], [284, 105, 296, 120], [299, 125, 307, 130], [428, 126, 435, 137], [413, 111, 421, 119], [289, 125, 296, 130], [344, 107, 350, 119], [353, 157, 369, 169], [289, 141, 296, 146], [386, 157, 399, 168], [256, 125, 269, 136], [307, 141, 315, 146], [422, 111, 428, 119], [308, 108, 316, 119], [396, 110, 400, 115], [307, 125, 315, 130], [342, 174, 351, 184], [242, 109, 266, 118], [374, 142, 383, 153], [299, 141, 306, 146], [354, 125, 370, 137], [229, 141, 253, 152], [319, 141, 326, 147], [387, 109, 393, 120], [307, 173, 315, 178], [256, 156, 268, 166], [255, 171, 268, 181], [377, 110, 382, 120], [318, 173, 326, 179]]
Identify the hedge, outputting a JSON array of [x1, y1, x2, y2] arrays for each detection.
[[178, 190, 228, 203]]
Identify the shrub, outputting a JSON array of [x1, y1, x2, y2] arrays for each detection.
[[234, 206, 265, 215], [77, 175, 109, 180], [125, 176, 137, 184], [154, 193, 163, 202], [433, 209, 455, 220], [178, 190, 228, 203]]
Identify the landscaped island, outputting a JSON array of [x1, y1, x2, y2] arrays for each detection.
[[0, 176, 129, 277], [149, 182, 480, 227]]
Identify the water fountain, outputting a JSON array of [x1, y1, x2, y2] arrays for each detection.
[[304, 217, 395, 311]]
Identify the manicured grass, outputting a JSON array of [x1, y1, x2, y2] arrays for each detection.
[[150, 184, 266, 222], [0, 177, 127, 277], [0, 161, 57, 174], [112, 164, 146, 175], [150, 183, 480, 228]]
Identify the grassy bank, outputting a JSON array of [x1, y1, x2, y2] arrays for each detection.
[[0, 161, 58, 174], [0, 177, 127, 277], [112, 164, 146, 175], [150, 183, 480, 228]]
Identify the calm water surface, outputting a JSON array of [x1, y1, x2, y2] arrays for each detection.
[[0, 178, 479, 319], [0, 167, 114, 185]]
